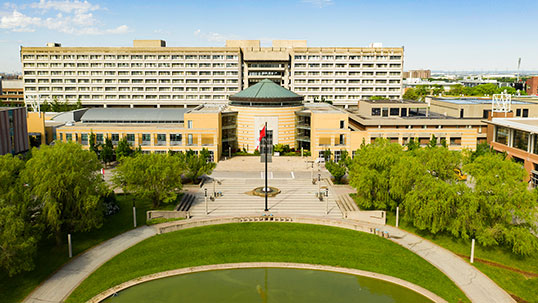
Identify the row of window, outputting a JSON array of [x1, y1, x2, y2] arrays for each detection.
[[293, 71, 400, 76], [24, 70, 239, 76], [495, 127, 538, 153], [294, 55, 402, 61], [23, 54, 239, 60], [25, 78, 239, 84], [294, 79, 401, 84], [295, 87, 400, 92], [36, 95, 230, 100], [24, 62, 239, 68], [294, 63, 401, 68], [26, 87, 238, 92]]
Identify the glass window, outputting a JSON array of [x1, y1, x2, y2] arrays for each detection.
[[188, 134, 194, 145], [513, 129, 529, 151], [188, 120, 193, 128], [450, 137, 461, 146], [170, 134, 182, 145], [157, 134, 166, 145], [371, 108, 381, 116], [111, 134, 119, 144], [382, 108, 389, 117], [495, 126, 509, 145], [96, 134, 104, 143], [340, 120, 344, 129], [401, 108, 408, 117], [126, 134, 135, 143], [65, 133, 72, 141], [142, 134, 151, 145], [81, 133, 88, 145]]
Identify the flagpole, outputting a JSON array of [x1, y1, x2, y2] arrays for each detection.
[[264, 122, 268, 212]]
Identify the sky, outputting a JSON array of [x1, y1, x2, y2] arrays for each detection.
[[0, 0, 537, 73]]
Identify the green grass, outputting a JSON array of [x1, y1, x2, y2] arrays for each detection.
[[0, 194, 152, 303], [66, 223, 469, 303], [385, 212, 538, 302]]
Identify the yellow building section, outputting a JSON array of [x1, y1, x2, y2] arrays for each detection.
[[363, 128, 478, 151], [310, 111, 350, 159], [230, 105, 301, 153], [56, 115, 221, 161]]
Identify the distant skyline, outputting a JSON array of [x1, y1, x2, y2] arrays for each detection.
[[1, 0, 537, 73]]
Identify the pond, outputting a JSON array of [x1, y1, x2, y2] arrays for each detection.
[[102, 268, 434, 303]]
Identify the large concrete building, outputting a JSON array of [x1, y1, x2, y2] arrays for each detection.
[[20, 39, 404, 108], [0, 78, 24, 105]]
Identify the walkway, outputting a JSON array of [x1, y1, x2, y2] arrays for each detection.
[[23, 226, 157, 303]]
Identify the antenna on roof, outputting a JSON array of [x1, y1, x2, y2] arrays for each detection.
[[517, 57, 521, 82]]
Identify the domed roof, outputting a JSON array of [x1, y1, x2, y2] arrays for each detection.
[[229, 79, 304, 104]]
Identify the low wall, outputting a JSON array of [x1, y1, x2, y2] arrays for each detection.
[[157, 214, 393, 239], [89, 262, 447, 303], [146, 211, 190, 222], [346, 210, 386, 225]]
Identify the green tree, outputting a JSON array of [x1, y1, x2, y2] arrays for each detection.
[[349, 138, 403, 210], [414, 145, 462, 181], [463, 153, 538, 255], [0, 154, 41, 276], [89, 131, 99, 155], [447, 84, 464, 96], [405, 137, 420, 152], [100, 137, 115, 167], [428, 135, 438, 148], [22, 143, 105, 245], [325, 151, 351, 184], [403, 88, 418, 100], [177, 149, 217, 184], [113, 153, 184, 208], [115, 137, 133, 159]]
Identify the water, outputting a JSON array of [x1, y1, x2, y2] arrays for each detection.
[[102, 268, 434, 303]]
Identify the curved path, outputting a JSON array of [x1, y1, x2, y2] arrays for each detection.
[[23, 215, 515, 303]]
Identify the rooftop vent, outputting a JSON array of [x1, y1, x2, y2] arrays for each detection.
[[46, 42, 61, 47]]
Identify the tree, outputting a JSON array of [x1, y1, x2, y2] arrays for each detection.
[[115, 137, 134, 159], [428, 135, 438, 148], [447, 84, 464, 96], [403, 88, 418, 100], [349, 138, 403, 210], [463, 153, 538, 255], [0, 155, 40, 276], [100, 137, 115, 167], [405, 137, 420, 152], [177, 149, 217, 184], [89, 131, 99, 155], [22, 143, 105, 245], [113, 153, 184, 208], [325, 151, 351, 184]]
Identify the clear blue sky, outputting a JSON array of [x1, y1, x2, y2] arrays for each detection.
[[1, 0, 537, 73]]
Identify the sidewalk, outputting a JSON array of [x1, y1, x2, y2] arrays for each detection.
[[23, 226, 157, 303], [385, 226, 515, 303]]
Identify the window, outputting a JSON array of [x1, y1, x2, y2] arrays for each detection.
[[81, 133, 88, 145], [126, 134, 135, 143], [382, 108, 389, 117], [156, 134, 166, 145], [450, 137, 461, 146], [523, 109, 529, 117], [170, 134, 182, 145], [111, 134, 119, 144], [401, 108, 408, 117], [483, 110, 491, 119], [495, 126, 509, 145], [142, 134, 151, 145], [516, 108, 521, 117], [96, 134, 104, 144], [371, 108, 381, 116], [187, 134, 194, 145], [390, 108, 399, 116], [340, 120, 345, 129], [513, 129, 529, 151], [65, 133, 72, 141], [338, 134, 345, 145]]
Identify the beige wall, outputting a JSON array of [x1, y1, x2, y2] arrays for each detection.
[[311, 111, 350, 159], [230, 105, 301, 153], [26, 112, 47, 145]]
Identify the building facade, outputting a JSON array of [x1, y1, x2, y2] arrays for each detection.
[[54, 80, 489, 163], [20, 40, 403, 108], [403, 69, 431, 79], [0, 79, 24, 105], [526, 76, 538, 96]]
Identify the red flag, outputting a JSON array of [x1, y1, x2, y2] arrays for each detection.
[[259, 125, 266, 142]]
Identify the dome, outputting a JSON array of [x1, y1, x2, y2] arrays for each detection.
[[229, 79, 304, 106]]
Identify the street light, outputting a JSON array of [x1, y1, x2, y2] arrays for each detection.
[[318, 173, 321, 199], [325, 188, 329, 215], [204, 188, 208, 215]]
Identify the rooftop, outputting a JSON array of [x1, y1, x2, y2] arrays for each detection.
[[433, 97, 532, 105], [230, 79, 303, 100], [486, 118, 538, 133], [81, 108, 189, 123]]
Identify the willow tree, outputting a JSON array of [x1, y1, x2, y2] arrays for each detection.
[[22, 142, 105, 245], [113, 153, 184, 208]]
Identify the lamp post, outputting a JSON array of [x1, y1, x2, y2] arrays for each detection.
[[205, 188, 208, 215], [325, 188, 329, 215], [132, 200, 137, 228], [470, 229, 476, 263], [318, 173, 321, 199]]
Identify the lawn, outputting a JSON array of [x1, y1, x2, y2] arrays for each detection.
[[0, 194, 153, 303], [385, 212, 538, 303], [66, 223, 469, 303]]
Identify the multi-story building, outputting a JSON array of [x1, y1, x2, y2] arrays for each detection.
[[0, 78, 24, 105], [55, 80, 491, 163], [403, 69, 431, 79], [20, 39, 404, 108], [526, 76, 538, 96], [0, 107, 29, 155]]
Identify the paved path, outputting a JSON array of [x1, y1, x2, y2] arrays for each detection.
[[23, 226, 157, 303], [384, 225, 515, 303]]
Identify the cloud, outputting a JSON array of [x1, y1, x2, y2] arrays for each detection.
[[302, 0, 334, 8], [193, 29, 238, 43], [0, 0, 129, 35]]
